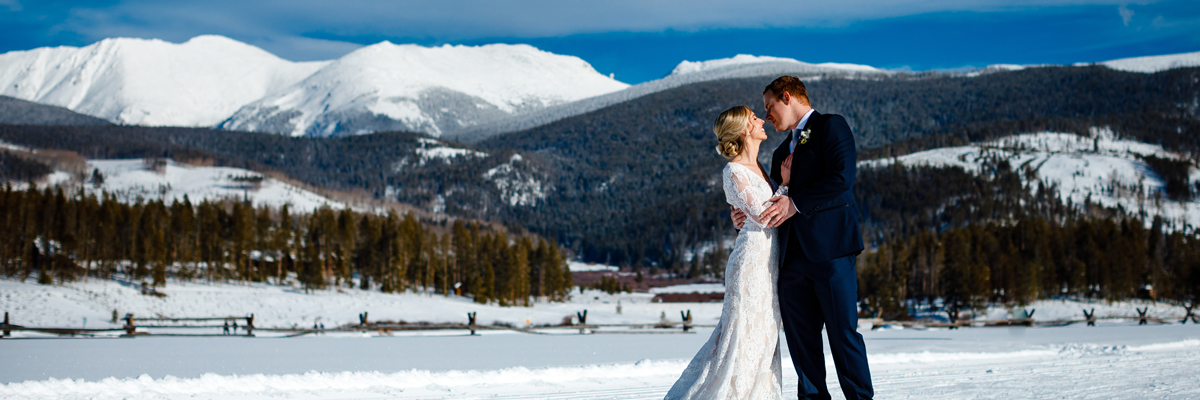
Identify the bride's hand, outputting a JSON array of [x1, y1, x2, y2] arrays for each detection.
[[781, 154, 793, 185]]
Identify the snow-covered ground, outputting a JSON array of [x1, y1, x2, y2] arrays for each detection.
[[566, 261, 619, 272], [3, 276, 1193, 335], [0, 277, 709, 331], [1, 328, 1197, 399], [393, 138, 487, 168], [861, 130, 1200, 231], [647, 283, 725, 294], [2, 276, 1200, 396], [2, 277, 1198, 399], [67, 158, 346, 212]]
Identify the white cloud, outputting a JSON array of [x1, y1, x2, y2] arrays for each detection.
[[1119, 4, 1135, 26], [0, 0, 21, 12]]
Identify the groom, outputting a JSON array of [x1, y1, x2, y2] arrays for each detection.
[[732, 76, 873, 400]]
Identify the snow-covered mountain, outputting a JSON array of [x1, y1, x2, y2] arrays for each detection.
[[1098, 50, 1200, 73], [861, 129, 1200, 231], [981, 51, 1200, 75], [448, 54, 890, 142], [667, 54, 883, 77], [0, 36, 626, 137], [0, 35, 327, 127], [219, 42, 628, 137]]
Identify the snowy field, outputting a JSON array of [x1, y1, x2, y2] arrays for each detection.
[[3, 277, 1199, 399]]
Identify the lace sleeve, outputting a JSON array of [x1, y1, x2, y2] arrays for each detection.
[[723, 165, 776, 229]]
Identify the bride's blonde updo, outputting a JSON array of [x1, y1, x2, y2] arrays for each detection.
[[713, 105, 752, 159]]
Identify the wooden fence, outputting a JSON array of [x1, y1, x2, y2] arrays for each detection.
[[2, 307, 1195, 338]]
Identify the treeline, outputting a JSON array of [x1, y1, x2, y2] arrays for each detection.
[[854, 158, 1074, 245], [0, 184, 572, 306], [0, 151, 52, 182], [859, 216, 1200, 320]]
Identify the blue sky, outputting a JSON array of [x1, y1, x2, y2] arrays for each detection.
[[1, 0, 1198, 84]]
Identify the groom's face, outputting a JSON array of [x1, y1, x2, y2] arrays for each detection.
[[762, 90, 793, 132]]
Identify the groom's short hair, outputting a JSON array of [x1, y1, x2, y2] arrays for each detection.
[[764, 76, 810, 106]]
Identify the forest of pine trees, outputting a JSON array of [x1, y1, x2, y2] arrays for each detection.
[[858, 215, 1200, 320], [0, 184, 573, 306]]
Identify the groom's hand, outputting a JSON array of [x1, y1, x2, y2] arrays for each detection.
[[781, 154, 792, 185], [760, 196, 796, 228], [730, 206, 746, 230]]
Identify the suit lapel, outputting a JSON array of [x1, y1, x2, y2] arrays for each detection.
[[798, 111, 821, 148], [790, 111, 823, 191], [770, 132, 793, 185]]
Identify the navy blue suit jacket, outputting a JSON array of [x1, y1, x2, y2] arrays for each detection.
[[770, 111, 864, 264]]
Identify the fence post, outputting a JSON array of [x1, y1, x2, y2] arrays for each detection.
[[681, 310, 693, 332], [3, 311, 9, 337], [1183, 304, 1195, 325], [1137, 307, 1148, 325], [576, 310, 587, 334], [1083, 308, 1095, 327], [467, 312, 477, 335], [124, 313, 136, 335], [246, 314, 255, 336]]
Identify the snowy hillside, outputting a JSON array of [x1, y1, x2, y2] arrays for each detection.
[[450, 54, 890, 142], [22, 155, 348, 212], [861, 129, 1200, 230], [0, 35, 326, 127], [220, 42, 628, 138], [1099, 50, 1200, 73], [87, 159, 347, 211]]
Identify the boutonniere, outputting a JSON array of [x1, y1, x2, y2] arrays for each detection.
[[798, 128, 811, 146]]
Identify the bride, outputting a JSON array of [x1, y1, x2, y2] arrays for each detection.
[[665, 105, 788, 399]]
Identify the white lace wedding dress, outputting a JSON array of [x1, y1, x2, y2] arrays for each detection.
[[664, 162, 784, 400]]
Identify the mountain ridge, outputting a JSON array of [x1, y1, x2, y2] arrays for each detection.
[[0, 35, 326, 127], [0, 95, 110, 126], [219, 41, 628, 138]]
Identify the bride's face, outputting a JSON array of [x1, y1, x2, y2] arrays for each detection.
[[744, 113, 767, 142]]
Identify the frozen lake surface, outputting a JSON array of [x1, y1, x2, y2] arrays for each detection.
[[3, 324, 1198, 399]]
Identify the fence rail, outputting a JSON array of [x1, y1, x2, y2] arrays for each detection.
[[2, 308, 1195, 339]]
